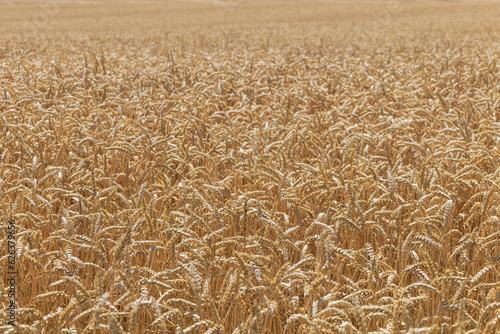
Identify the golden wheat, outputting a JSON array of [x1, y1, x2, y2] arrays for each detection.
[[2, 0, 500, 333]]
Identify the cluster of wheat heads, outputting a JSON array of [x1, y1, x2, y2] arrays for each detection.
[[2, 1, 500, 333]]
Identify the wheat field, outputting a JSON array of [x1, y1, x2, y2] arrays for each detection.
[[2, 0, 500, 333]]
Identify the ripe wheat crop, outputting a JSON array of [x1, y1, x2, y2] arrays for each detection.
[[2, 1, 500, 333]]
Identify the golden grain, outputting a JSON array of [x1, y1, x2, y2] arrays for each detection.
[[2, 0, 500, 332]]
